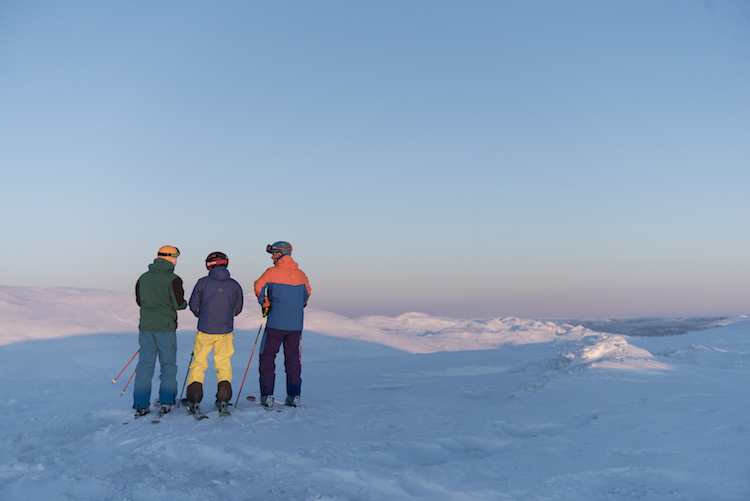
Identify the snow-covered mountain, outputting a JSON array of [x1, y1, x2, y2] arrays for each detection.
[[1, 285, 723, 362], [0, 285, 748, 500]]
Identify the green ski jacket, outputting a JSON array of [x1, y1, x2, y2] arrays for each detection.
[[135, 258, 188, 332]]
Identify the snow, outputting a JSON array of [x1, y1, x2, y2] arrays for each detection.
[[0, 285, 748, 500]]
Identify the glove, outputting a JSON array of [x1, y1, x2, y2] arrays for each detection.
[[262, 306, 270, 317]]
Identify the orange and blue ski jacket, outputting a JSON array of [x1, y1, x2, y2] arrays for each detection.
[[254, 255, 311, 331]]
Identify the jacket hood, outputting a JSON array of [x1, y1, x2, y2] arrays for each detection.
[[208, 266, 231, 281], [275, 255, 298, 269], [148, 257, 175, 273]]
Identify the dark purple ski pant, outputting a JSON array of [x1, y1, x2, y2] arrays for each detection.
[[258, 327, 302, 398]]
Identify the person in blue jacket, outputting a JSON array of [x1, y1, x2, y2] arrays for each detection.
[[185, 252, 244, 415], [254, 241, 311, 408]]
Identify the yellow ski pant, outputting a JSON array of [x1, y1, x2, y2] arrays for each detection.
[[187, 331, 234, 385]]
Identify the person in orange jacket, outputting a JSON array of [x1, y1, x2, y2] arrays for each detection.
[[254, 241, 311, 408]]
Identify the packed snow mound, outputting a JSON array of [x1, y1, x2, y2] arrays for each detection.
[[558, 333, 674, 371]]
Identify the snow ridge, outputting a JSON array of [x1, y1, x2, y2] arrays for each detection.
[[0, 286, 676, 370]]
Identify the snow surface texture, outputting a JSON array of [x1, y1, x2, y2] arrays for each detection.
[[0, 286, 748, 500]]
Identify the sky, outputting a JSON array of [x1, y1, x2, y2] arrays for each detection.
[[1, 0, 749, 319]]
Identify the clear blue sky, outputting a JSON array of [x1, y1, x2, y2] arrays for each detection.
[[1, 1, 749, 319]]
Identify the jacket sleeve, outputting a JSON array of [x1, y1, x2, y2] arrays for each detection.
[[300, 270, 311, 306], [254, 269, 272, 308], [189, 281, 201, 317], [135, 280, 142, 306], [234, 281, 244, 316], [172, 277, 188, 310]]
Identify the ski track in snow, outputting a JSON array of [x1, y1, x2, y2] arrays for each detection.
[[0, 286, 748, 500]]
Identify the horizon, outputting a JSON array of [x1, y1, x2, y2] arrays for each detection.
[[0, 283, 746, 327], [2, 1, 749, 320]]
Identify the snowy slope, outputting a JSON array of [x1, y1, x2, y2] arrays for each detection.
[[0, 286, 748, 500]]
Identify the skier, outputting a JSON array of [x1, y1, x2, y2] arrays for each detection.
[[133, 245, 188, 417], [185, 252, 244, 416], [254, 241, 311, 408]]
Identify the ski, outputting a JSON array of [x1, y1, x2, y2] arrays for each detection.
[[246, 395, 282, 412]]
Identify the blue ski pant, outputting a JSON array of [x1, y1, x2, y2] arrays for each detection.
[[258, 327, 301, 398], [133, 330, 178, 409]]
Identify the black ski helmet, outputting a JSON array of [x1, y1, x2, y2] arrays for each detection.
[[205, 251, 228, 270]]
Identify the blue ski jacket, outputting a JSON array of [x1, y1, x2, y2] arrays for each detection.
[[189, 267, 244, 335], [254, 255, 311, 331]]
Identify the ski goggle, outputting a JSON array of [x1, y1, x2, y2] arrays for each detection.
[[206, 256, 228, 268], [266, 244, 289, 254], [158, 248, 180, 258]]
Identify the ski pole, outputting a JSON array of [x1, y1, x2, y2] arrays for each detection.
[[111, 349, 139, 384], [177, 352, 194, 408], [234, 316, 266, 409], [120, 367, 137, 397]]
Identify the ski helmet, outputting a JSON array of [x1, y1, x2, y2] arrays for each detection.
[[157, 245, 180, 264], [266, 241, 292, 257], [205, 251, 228, 269], [158, 245, 180, 258]]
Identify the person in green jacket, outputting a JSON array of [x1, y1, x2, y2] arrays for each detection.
[[133, 245, 188, 417]]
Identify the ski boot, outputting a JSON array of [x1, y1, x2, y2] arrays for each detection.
[[134, 407, 150, 418], [285, 395, 300, 407], [187, 401, 200, 415], [260, 395, 274, 408], [215, 400, 231, 417]]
